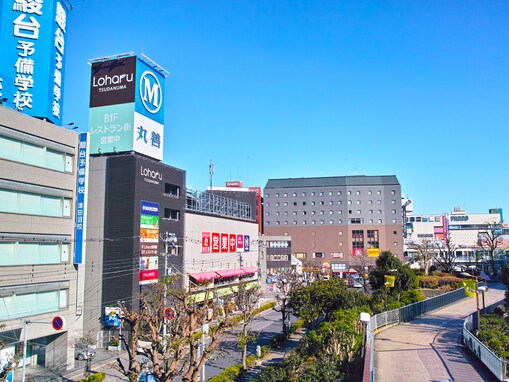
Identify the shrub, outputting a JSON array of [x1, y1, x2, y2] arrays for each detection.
[[270, 333, 285, 349], [290, 319, 305, 333], [208, 364, 243, 382], [79, 372, 106, 382], [253, 301, 276, 316]]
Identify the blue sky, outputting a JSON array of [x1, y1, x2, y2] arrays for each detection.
[[62, 0, 509, 216]]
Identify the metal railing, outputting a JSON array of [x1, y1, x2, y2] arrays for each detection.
[[363, 287, 468, 382], [462, 301, 509, 381]]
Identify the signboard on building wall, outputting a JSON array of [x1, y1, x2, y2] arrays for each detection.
[[0, 0, 69, 124], [89, 55, 166, 160], [74, 133, 89, 264], [367, 248, 380, 257], [139, 201, 159, 285], [201, 232, 250, 254]]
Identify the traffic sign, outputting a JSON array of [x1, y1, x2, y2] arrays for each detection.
[[51, 316, 65, 331], [164, 307, 175, 321]]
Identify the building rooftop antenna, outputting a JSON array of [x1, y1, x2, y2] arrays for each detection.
[[209, 160, 215, 190]]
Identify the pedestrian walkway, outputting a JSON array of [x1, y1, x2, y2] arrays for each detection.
[[238, 330, 305, 382], [374, 283, 505, 382]]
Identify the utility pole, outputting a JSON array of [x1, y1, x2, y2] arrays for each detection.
[[161, 232, 177, 341]]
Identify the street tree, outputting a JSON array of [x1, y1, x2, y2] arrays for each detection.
[[114, 276, 234, 382], [235, 281, 262, 370], [350, 251, 376, 291], [273, 271, 303, 338], [477, 221, 504, 274], [433, 235, 458, 273], [411, 239, 436, 275]]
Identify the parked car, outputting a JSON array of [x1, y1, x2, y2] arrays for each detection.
[[75, 346, 95, 361], [349, 274, 364, 288]]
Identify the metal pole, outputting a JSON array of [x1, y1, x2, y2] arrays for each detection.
[[21, 320, 28, 382], [476, 280, 481, 334], [200, 331, 205, 382]]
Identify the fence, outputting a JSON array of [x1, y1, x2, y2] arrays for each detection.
[[462, 301, 509, 381], [363, 287, 469, 382]]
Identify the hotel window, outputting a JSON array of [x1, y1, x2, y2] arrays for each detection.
[[266, 221, 270, 225], [320, 192, 324, 196], [368, 200, 373, 205], [311, 192, 315, 196], [302, 201, 306, 206], [338, 220, 343, 224], [348, 200, 352, 205], [320, 220, 325, 224], [284, 221, 288, 225], [348, 191, 351, 195], [392, 209, 396, 213], [265, 212, 270, 216], [275, 221, 280, 225], [284, 211, 288, 216], [302, 211, 307, 215], [329, 191, 333, 196], [275, 193, 279, 197], [392, 219, 397, 223], [266, 193, 270, 197], [369, 210, 373, 214], [378, 219, 383, 224], [303, 220, 307, 225], [337, 191, 342, 195], [329, 220, 334, 224], [356, 191, 360, 195], [293, 220, 297, 225], [275, 202, 280, 206], [391, 190, 396, 195], [302, 192, 306, 196], [284, 193, 288, 197], [275, 212, 280, 216], [320, 211, 324, 215], [393, 242, 398, 246], [337, 200, 342, 205], [356, 200, 361, 205], [293, 202, 297, 206], [311, 201, 316, 206], [377, 200, 382, 204], [391, 200, 396, 204], [357, 210, 361, 214], [369, 219, 373, 223], [329, 210, 334, 215], [378, 210, 382, 214], [293, 192, 297, 196], [338, 210, 342, 215], [368, 190, 372, 195], [284, 202, 288, 206], [377, 190, 381, 195], [293, 211, 297, 215], [320, 201, 324, 205], [329, 201, 333, 205]]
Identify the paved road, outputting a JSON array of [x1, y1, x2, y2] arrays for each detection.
[[374, 283, 506, 382]]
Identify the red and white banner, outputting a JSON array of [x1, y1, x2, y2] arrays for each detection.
[[202, 232, 211, 253], [211, 233, 220, 253], [220, 234, 229, 253]]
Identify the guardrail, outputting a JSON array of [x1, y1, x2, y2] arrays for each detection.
[[462, 300, 509, 381], [362, 287, 468, 382]]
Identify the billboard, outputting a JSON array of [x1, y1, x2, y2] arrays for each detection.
[[0, 0, 69, 124], [139, 200, 159, 285], [74, 133, 90, 264], [89, 55, 166, 160]]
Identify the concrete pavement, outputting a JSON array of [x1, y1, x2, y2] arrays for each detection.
[[374, 283, 506, 382]]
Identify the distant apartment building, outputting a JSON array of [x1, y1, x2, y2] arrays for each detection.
[[0, 107, 80, 370], [263, 176, 403, 276], [404, 206, 505, 263]]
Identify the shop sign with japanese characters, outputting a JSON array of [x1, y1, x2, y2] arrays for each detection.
[[201, 232, 250, 253], [74, 133, 89, 264], [0, 0, 68, 124]]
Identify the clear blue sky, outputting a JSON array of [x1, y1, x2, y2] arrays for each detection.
[[63, 0, 509, 217]]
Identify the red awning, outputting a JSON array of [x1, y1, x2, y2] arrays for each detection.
[[241, 267, 258, 275], [189, 271, 219, 283], [215, 269, 244, 278]]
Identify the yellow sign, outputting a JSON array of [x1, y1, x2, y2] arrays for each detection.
[[462, 280, 476, 298], [367, 248, 380, 257], [384, 275, 395, 288]]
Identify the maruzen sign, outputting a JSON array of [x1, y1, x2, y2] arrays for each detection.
[[201, 232, 250, 253], [88, 54, 167, 160]]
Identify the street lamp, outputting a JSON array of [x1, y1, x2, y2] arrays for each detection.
[[359, 312, 371, 358]]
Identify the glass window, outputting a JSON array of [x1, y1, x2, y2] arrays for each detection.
[[0, 135, 22, 162], [46, 149, 65, 171], [22, 142, 44, 167]]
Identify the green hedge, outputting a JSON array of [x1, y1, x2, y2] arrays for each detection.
[[208, 364, 243, 382], [79, 372, 106, 382]]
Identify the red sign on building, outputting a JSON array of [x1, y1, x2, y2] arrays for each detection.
[[236, 234, 244, 250], [211, 233, 220, 253], [220, 234, 229, 253], [202, 232, 211, 253], [229, 234, 237, 252]]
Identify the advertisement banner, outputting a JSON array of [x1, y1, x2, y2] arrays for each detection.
[[140, 200, 159, 216], [74, 133, 89, 264], [90, 56, 136, 107], [139, 269, 159, 285], [202, 232, 211, 253], [89, 103, 135, 155], [367, 248, 380, 257], [139, 256, 158, 271], [140, 214, 159, 229], [352, 248, 364, 257], [236, 235, 244, 250], [140, 242, 158, 256], [135, 57, 165, 124], [140, 228, 159, 242], [229, 234, 237, 252], [220, 234, 229, 253], [211, 233, 220, 253], [244, 235, 250, 252], [0, 0, 68, 124], [132, 112, 164, 161]]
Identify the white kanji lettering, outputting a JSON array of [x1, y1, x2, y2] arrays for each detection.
[[14, 74, 34, 91], [14, 57, 34, 74], [12, 0, 43, 15], [53, 84, 61, 101], [54, 68, 61, 86], [55, 52, 63, 69], [52, 100, 60, 118], [13, 14, 40, 39], [55, 28, 64, 54], [13, 91, 33, 110], [55, 2, 67, 31], [16, 41, 35, 57]]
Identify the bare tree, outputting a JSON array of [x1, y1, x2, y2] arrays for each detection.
[[235, 281, 262, 370], [412, 239, 437, 275], [433, 235, 458, 273], [350, 252, 376, 291], [113, 276, 234, 382], [273, 271, 303, 339], [477, 221, 504, 275]]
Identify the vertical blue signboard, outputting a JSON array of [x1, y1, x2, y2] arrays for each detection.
[[0, 0, 68, 124], [74, 132, 89, 264]]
